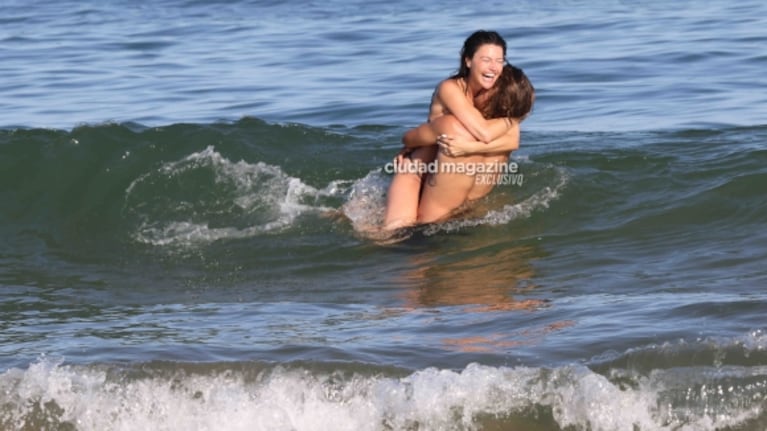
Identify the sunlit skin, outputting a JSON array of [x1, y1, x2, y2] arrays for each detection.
[[382, 42, 515, 232], [392, 65, 535, 226], [413, 115, 518, 224], [425, 44, 509, 142]]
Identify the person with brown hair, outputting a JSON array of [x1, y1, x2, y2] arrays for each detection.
[[383, 59, 535, 230]]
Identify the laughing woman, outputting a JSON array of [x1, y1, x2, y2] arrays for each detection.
[[383, 30, 528, 230]]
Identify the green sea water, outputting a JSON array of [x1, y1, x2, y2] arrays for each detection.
[[2, 0, 767, 429]]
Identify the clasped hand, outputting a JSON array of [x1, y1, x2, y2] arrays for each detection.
[[437, 134, 471, 157]]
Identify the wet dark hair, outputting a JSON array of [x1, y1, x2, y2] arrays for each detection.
[[481, 64, 535, 120], [452, 30, 507, 79]]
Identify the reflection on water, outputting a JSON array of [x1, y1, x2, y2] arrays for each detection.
[[393, 240, 575, 353], [399, 243, 541, 309], [441, 320, 577, 353]]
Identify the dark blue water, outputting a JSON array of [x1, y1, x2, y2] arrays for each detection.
[[1, 1, 766, 430]]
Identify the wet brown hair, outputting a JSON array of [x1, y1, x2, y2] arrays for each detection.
[[481, 64, 535, 120]]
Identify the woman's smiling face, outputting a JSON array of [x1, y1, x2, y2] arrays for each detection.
[[465, 44, 506, 91]]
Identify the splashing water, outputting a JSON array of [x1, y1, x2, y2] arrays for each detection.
[[123, 146, 345, 246]]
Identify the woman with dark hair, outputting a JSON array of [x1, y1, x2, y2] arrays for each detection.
[[407, 65, 535, 225], [383, 30, 534, 231]]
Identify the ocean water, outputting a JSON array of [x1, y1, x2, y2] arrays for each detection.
[[2, 1, 767, 430]]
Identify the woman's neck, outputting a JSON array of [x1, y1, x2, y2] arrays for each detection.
[[459, 76, 486, 101]]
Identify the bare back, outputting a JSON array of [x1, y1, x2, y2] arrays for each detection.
[[416, 115, 514, 224]]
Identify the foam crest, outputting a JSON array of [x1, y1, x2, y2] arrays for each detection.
[[2, 359, 764, 431], [431, 165, 569, 234], [124, 146, 344, 246], [482, 165, 569, 225]]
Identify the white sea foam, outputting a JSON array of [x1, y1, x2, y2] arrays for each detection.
[[429, 165, 569, 235], [124, 146, 347, 247], [340, 169, 389, 234], [2, 356, 763, 431]]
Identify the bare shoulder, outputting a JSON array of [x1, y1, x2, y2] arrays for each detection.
[[429, 79, 468, 119], [435, 78, 463, 95]]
